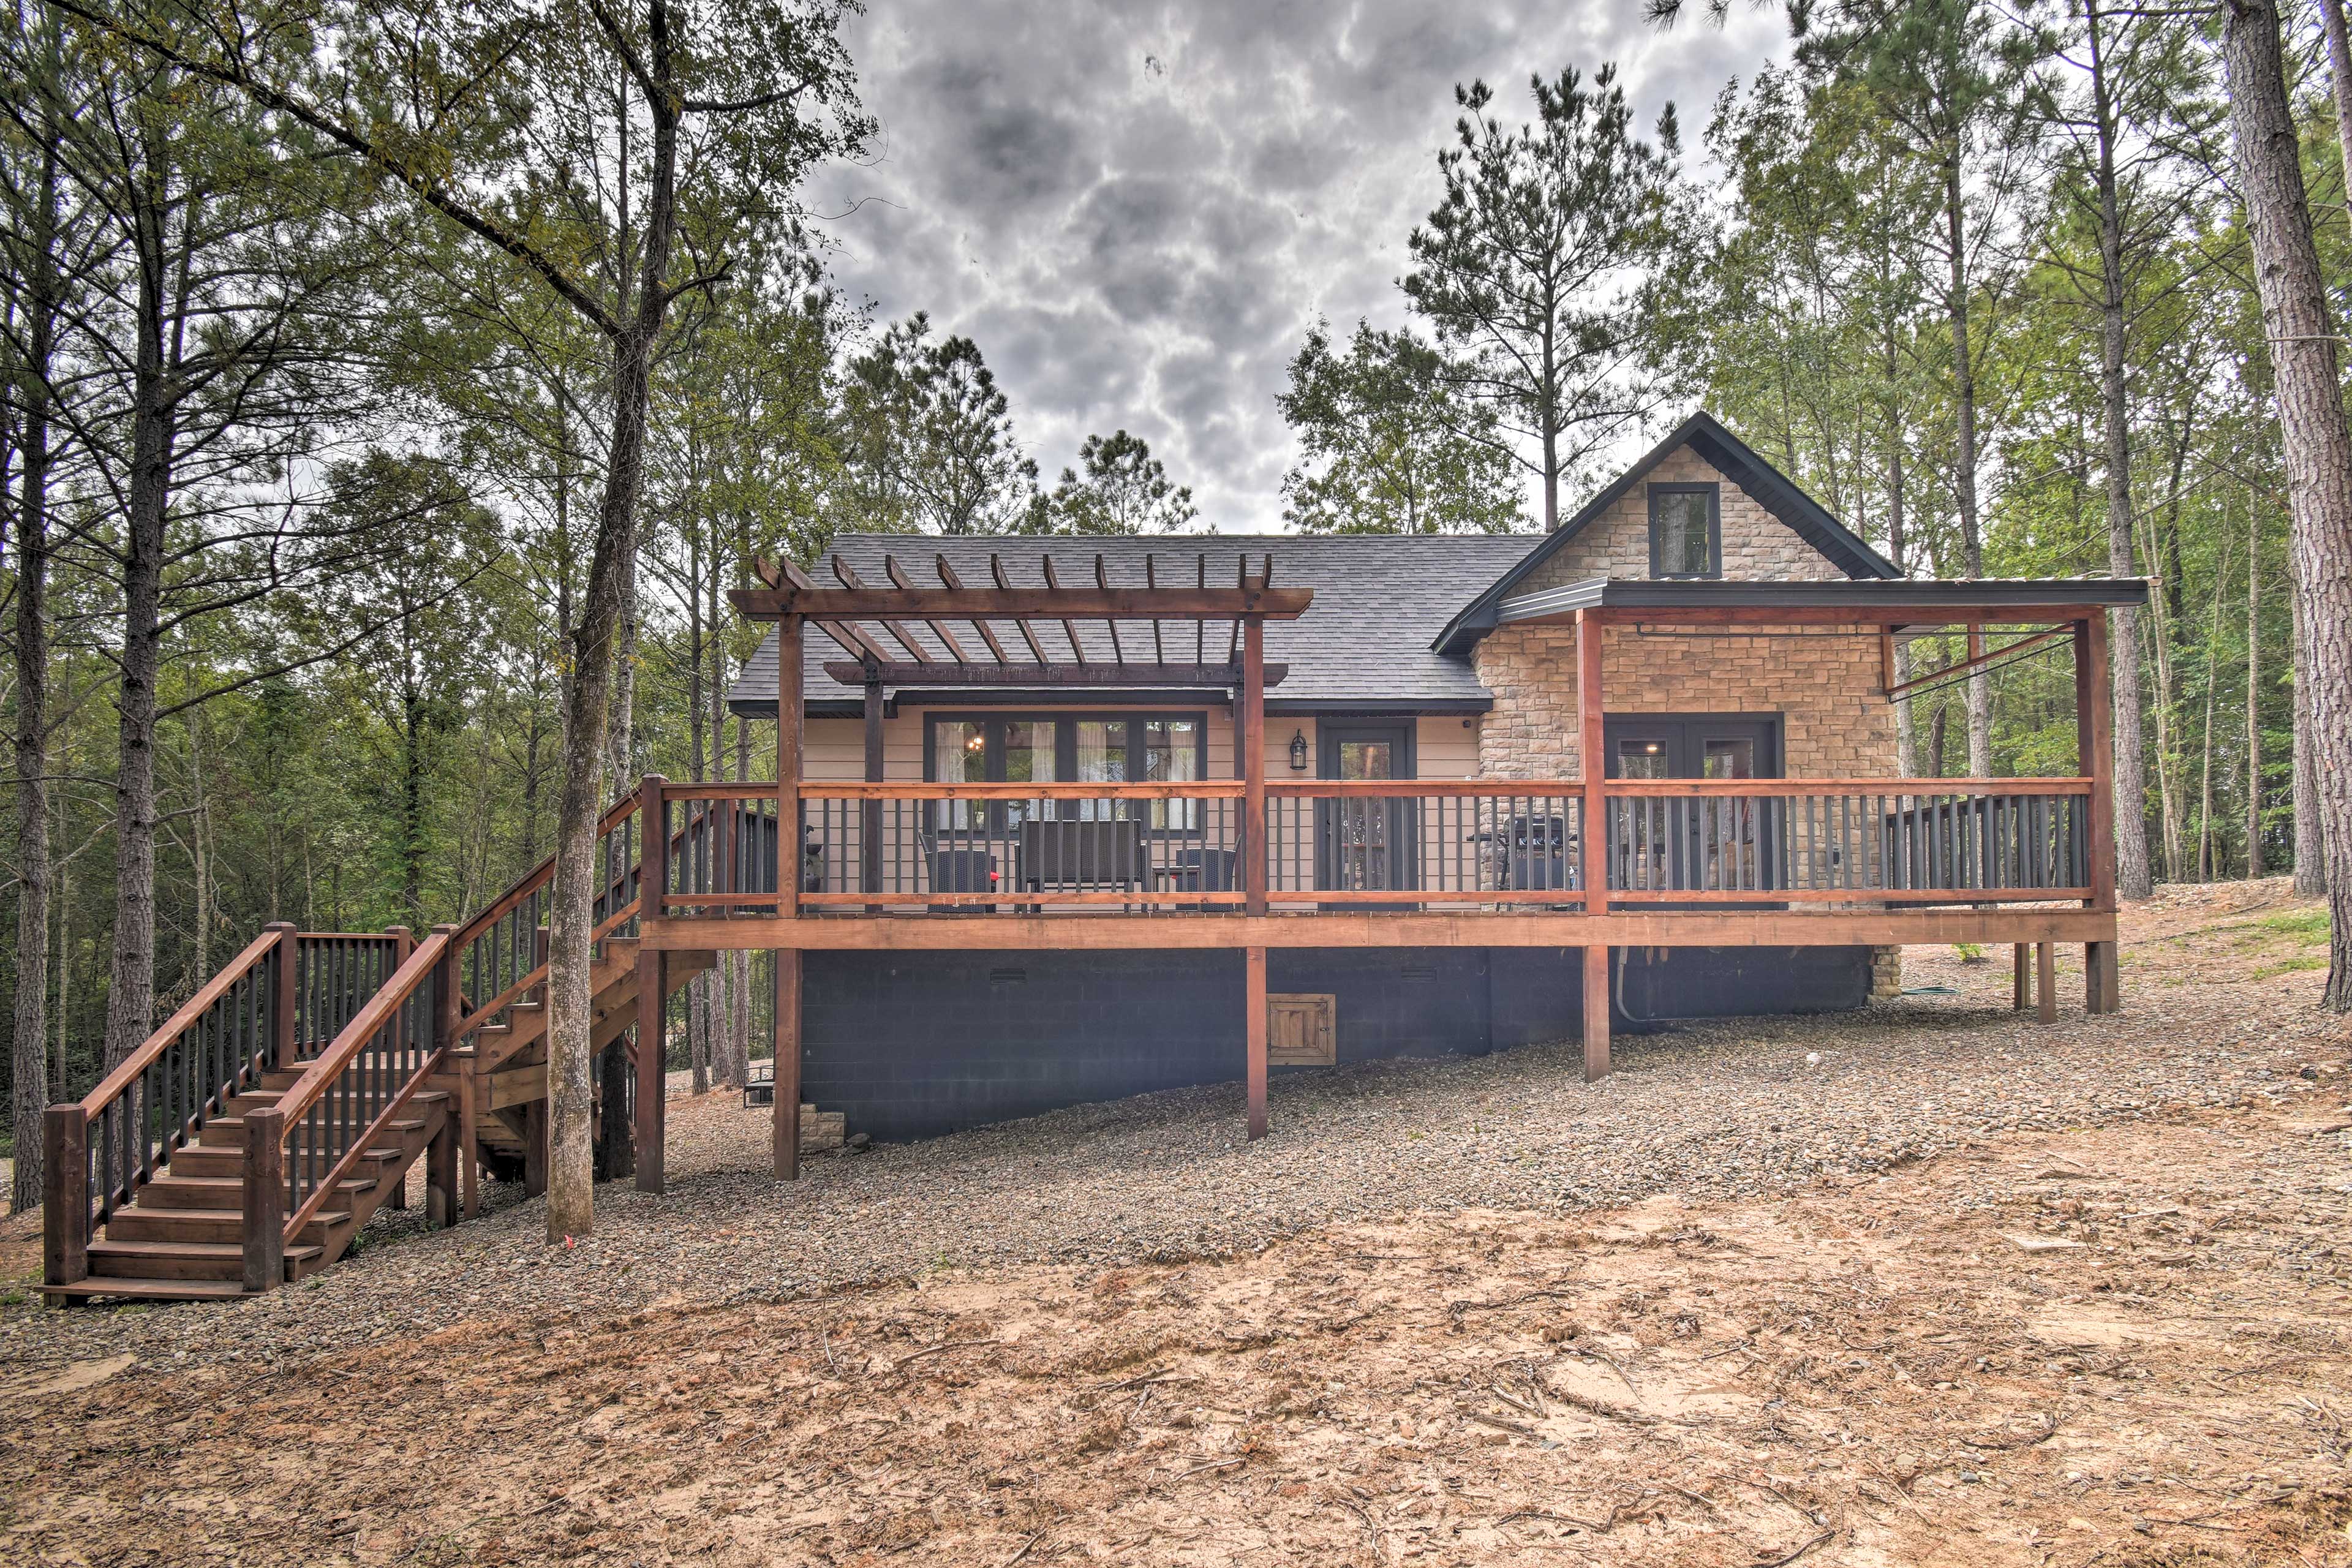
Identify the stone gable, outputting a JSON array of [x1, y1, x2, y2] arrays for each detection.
[[1517, 448, 1847, 594]]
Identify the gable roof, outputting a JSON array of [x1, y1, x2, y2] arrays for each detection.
[[1430, 410, 1903, 655], [725, 532, 1545, 718]]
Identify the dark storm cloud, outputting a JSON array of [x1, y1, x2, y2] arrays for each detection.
[[815, 2, 1783, 530]]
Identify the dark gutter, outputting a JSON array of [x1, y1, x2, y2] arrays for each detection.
[[1494, 576, 2152, 624]]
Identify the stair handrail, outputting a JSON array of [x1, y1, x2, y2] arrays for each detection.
[[43, 924, 294, 1288], [448, 794, 643, 1044], [258, 928, 454, 1276]]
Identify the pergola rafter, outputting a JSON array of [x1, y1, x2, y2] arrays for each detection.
[[734, 549, 1310, 687]]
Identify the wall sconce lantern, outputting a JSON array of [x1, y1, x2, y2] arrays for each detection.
[[1288, 729, 1310, 772]]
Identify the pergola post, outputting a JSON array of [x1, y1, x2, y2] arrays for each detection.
[[635, 774, 668, 1193], [1240, 615, 1267, 918], [1577, 609, 1610, 1082], [774, 613, 805, 1181], [2076, 611, 2121, 1013], [862, 663, 883, 908], [1245, 945, 1268, 1140]]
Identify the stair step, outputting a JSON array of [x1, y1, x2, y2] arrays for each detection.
[[88, 1238, 325, 1282], [38, 1277, 254, 1304], [107, 1207, 350, 1247], [132, 1174, 373, 1211]]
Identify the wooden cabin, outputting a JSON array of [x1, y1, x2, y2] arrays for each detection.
[[42, 411, 2144, 1302]]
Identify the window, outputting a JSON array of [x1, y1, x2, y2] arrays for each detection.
[[1648, 483, 1720, 578], [926, 714, 1208, 831]]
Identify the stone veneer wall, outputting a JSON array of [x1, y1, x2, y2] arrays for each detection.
[[1471, 447, 1894, 780]]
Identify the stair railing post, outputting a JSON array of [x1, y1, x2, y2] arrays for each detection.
[[428, 924, 462, 1226], [43, 1104, 88, 1288], [241, 1105, 285, 1292], [265, 921, 298, 1074]]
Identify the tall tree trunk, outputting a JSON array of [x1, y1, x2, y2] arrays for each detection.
[[102, 159, 176, 1072], [1942, 158, 1992, 777], [2247, 510, 2264, 878], [2321, 0, 2352, 229], [2086, 1, 2155, 899], [2197, 532, 2231, 880], [10, 113, 59, 1212], [2292, 567, 2325, 894], [546, 14, 687, 1237], [2223, 0, 2352, 1007]]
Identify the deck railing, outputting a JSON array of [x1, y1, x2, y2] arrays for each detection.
[[1602, 778, 2092, 903], [643, 775, 2098, 919]]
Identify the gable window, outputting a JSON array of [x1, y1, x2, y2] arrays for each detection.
[[1648, 483, 1721, 578]]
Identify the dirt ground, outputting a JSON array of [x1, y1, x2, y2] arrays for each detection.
[[2, 892, 2348, 1567]]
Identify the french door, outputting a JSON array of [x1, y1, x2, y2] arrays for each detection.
[[1604, 716, 1781, 894], [1316, 722, 1415, 893]]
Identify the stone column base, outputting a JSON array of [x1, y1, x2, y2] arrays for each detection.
[[1869, 945, 1904, 1001]]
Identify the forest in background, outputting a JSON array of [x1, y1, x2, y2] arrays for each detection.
[[3, 0, 2349, 1211]]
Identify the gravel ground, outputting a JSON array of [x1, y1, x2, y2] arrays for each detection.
[[1, 879, 2343, 1376]]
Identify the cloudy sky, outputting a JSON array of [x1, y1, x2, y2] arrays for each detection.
[[807, 2, 1788, 532]]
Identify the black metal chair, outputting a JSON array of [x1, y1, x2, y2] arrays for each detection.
[[1019, 820, 1147, 909], [1158, 846, 1237, 911], [927, 845, 999, 913]]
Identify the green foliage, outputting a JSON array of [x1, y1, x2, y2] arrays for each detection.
[[1276, 320, 1529, 533], [1023, 430, 1198, 535], [1402, 62, 1681, 525]]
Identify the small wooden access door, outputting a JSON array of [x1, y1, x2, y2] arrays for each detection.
[[1605, 715, 1781, 893], [1266, 993, 1336, 1065]]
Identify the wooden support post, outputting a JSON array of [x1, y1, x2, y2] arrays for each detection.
[[428, 921, 468, 1222], [265, 922, 298, 1070], [2036, 941, 2057, 1025], [777, 616, 804, 918], [773, 949, 802, 1179], [42, 1105, 87, 1287], [1878, 628, 1896, 696], [1241, 617, 1267, 918], [862, 671, 884, 907], [2076, 612, 2118, 913], [2013, 943, 2031, 1010], [1582, 945, 1611, 1082], [1245, 945, 1268, 1139], [637, 774, 669, 1194], [426, 1111, 458, 1227], [1576, 610, 1607, 913], [2086, 941, 2120, 1015], [241, 1106, 285, 1292]]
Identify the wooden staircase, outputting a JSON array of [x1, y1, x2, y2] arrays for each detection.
[[48, 1063, 453, 1303], [43, 790, 801, 1306]]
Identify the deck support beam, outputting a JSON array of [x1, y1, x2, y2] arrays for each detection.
[[2036, 941, 2057, 1025], [1577, 610, 1610, 1081], [775, 611, 805, 1181], [774, 949, 803, 1178], [2013, 942, 2031, 1011], [633, 945, 668, 1193], [2086, 941, 2120, 1014], [1582, 946, 1610, 1082], [426, 1110, 458, 1227], [636, 774, 669, 1194], [1245, 945, 1268, 1139]]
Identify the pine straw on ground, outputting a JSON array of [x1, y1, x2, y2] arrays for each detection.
[[0, 880, 2346, 1565]]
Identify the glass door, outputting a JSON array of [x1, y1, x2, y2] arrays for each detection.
[[1317, 723, 1414, 893], [1604, 717, 1779, 894]]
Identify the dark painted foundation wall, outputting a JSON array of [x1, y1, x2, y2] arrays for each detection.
[[800, 944, 1872, 1144]]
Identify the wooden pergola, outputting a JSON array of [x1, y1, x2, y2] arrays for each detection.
[[719, 549, 1317, 1174]]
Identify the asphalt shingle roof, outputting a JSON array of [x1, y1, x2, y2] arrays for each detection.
[[725, 532, 1547, 716]]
